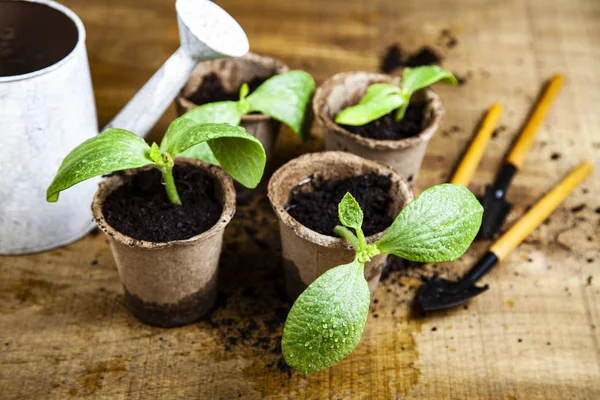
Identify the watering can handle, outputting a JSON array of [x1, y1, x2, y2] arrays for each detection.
[[103, 47, 197, 137]]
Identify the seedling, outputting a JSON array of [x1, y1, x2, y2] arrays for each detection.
[[282, 184, 483, 374], [335, 66, 457, 126], [180, 70, 315, 163], [46, 120, 266, 205]]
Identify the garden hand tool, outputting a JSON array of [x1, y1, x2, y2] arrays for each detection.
[[479, 74, 564, 239], [419, 160, 593, 311], [450, 103, 504, 186]]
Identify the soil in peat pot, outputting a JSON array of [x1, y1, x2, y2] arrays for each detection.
[[338, 101, 427, 141], [187, 72, 267, 106], [102, 165, 223, 242], [286, 174, 393, 237]]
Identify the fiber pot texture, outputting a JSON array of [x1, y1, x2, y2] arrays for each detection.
[[313, 71, 444, 185], [91, 158, 236, 328], [176, 52, 289, 160], [268, 151, 414, 300]]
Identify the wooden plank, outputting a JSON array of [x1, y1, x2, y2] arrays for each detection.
[[1, 0, 599, 398]]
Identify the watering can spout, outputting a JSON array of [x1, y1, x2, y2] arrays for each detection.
[[104, 0, 249, 136]]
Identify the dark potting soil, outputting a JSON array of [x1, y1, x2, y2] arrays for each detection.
[[102, 165, 222, 243], [188, 72, 267, 106], [286, 174, 393, 237], [338, 101, 427, 141]]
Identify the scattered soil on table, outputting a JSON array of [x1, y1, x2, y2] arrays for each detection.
[[442, 125, 462, 137], [570, 204, 585, 213], [438, 29, 458, 49], [380, 30, 466, 86], [405, 47, 442, 67], [380, 44, 443, 73], [380, 44, 403, 73], [338, 101, 427, 141], [286, 174, 393, 236], [196, 192, 293, 376], [187, 72, 267, 106], [102, 165, 222, 242], [455, 71, 473, 86], [492, 125, 507, 139]]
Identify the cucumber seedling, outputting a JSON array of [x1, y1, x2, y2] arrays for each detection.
[[282, 184, 483, 374], [180, 70, 315, 163], [335, 66, 457, 126], [46, 119, 266, 205]]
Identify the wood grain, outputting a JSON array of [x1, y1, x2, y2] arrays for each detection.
[[1, 0, 599, 398]]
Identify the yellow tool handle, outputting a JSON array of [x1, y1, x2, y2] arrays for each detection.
[[490, 160, 593, 261], [450, 104, 503, 186], [506, 74, 564, 168]]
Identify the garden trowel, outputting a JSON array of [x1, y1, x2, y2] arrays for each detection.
[[478, 74, 564, 239], [419, 160, 593, 311]]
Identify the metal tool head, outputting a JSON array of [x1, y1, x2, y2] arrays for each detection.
[[176, 0, 249, 61], [478, 184, 512, 239], [418, 276, 489, 312]]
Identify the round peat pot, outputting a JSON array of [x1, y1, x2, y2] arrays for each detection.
[[176, 52, 289, 160], [268, 151, 413, 300], [313, 71, 444, 186], [92, 159, 236, 328]]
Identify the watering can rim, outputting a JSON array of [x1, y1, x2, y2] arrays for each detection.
[[0, 0, 86, 83]]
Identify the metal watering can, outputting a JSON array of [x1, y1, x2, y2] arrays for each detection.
[[0, 0, 249, 254]]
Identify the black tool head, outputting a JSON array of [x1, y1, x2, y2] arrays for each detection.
[[479, 184, 512, 239], [418, 276, 489, 311]]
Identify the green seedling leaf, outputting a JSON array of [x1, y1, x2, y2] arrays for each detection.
[[401, 66, 458, 95], [149, 142, 172, 168], [208, 136, 265, 189], [335, 83, 405, 126], [177, 142, 219, 165], [246, 70, 315, 139], [360, 83, 402, 103], [395, 66, 456, 120], [46, 129, 153, 202], [282, 259, 370, 375], [376, 184, 482, 262], [239, 83, 250, 100], [159, 114, 198, 154], [336, 66, 457, 125], [338, 192, 363, 229], [161, 101, 248, 162], [183, 101, 248, 126], [167, 121, 266, 189], [149, 142, 162, 163]]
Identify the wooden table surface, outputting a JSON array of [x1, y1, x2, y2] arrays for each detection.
[[1, 0, 599, 398]]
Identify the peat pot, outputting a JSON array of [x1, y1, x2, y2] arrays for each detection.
[[91, 159, 236, 328], [176, 52, 289, 160], [313, 71, 444, 185], [268, 151, 413, 299]]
